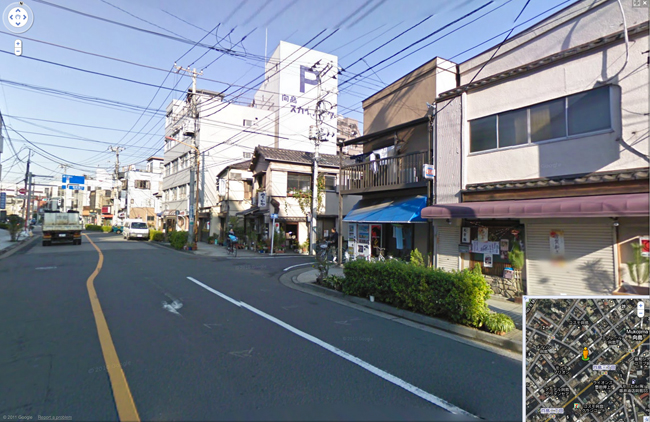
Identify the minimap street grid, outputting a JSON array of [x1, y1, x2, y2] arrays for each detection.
[[524, 297, 649, 422]]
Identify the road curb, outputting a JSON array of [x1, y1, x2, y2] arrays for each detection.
[[279, 268, 522, 354], [0, 233, 41, 260]]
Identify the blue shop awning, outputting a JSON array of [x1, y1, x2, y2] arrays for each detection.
[[344, 195, 427, 223]]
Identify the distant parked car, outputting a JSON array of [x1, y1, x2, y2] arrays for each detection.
[[123, 221, 149, 240], [111, 225, 123, 234]]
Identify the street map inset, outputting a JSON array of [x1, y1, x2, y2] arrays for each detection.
[[525, 298, 649, 422]]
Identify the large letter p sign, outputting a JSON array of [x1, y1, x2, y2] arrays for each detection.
[[300, 65, 319, 93]]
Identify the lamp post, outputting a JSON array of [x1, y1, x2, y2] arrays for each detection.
[[166, 136, 200, 249]]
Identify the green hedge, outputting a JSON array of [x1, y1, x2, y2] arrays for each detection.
[[149, 230, 163, 241], [169, 231, 188, 250], [101, 226, 112, 233], [342, 259, 493, 328], [85, 224, 103, 231]]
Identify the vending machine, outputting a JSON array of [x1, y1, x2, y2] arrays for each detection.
[[357, 224, 371, 260], [347, 224, 356, 259]]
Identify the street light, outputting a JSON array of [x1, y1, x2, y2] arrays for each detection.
[[165, 136, 200, 249]]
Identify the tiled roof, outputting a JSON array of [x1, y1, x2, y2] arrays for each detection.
[[230, 160, 252, 170], [252, 146, 353, 169], [464, 168, 649, 193]]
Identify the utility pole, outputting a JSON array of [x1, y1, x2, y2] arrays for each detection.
[[337, 142, 343, 265], [175, 64, 203, 249], [309, 60, 334, 256], [22, 149, 31, 226], [108, 146, 124, 225]]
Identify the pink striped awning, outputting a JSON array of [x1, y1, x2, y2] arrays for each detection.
[[422, 193, 649, 219]]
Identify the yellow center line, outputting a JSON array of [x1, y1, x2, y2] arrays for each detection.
[[84, 233, 140, 422], [542, 334, 649, 422]]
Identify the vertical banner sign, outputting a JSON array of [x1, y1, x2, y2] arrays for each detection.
[[0, 192, 6, 209], [461, 227, 471, 244], [549, 230, 565, 257], [258, 191, 267, 207]]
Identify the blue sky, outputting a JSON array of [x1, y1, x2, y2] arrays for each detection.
[[0, 0, 580, 184]]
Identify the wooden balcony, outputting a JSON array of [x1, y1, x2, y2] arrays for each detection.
[[340, 151, 428, 194]]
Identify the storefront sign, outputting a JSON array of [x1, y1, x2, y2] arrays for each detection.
[[458, 244, 470, 253], [422, 164, 435, 179], [471, 241, 500, 255], [258, 191, 267, 207], [461, 227, 471, 244], [478, 227, 488, 242], [641, 236, 649, 258], [550, 230, 565, 257]]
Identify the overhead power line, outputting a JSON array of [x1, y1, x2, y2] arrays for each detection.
[[339, 1, 494, 87], [30, 0, 264, 61]]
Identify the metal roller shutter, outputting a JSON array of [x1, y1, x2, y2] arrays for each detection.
[[525, 221, 615, 296], [436, 225, 460, 272]]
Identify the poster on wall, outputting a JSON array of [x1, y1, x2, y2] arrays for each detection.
[[641, 236, 650, 257], [461, 227, 471, 244], [483, 254, 493, 268], [550, 230, 565, 257], [471, 241, 500, 255], [478, 227, 488, 242]]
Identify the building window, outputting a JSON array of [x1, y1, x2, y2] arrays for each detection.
[[243, 151, 252, 159], [530, 98, 565, 143], [135, 180, 150, 189], [244, 181, 252, 200], [172, 160, 178, 173], [324, 175, 337, 191], [147, 216, 154, 221], [470, 116, 497, 152], [469, 86, 613, 153], [243, 119, 253, 127], [287, 173, 311, 195]]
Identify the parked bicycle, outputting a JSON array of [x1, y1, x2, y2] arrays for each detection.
[[368, 247, 386, 262]]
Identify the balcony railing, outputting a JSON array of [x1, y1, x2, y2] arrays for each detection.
[[340, 151, 428, 194]]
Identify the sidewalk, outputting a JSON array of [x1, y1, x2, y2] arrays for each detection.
[[157, 239, 309, 259], [294, 266, 523, 353], [0, 227, 39, 257]]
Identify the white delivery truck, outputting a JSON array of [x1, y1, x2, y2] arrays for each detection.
[[42, 211, 84, 246]]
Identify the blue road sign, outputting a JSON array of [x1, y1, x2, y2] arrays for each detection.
[[271, 213, 278, 219], [0, 192, 6, 209], [62, 174, 85, 185]]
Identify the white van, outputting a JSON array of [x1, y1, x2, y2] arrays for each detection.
[[123, 221, 149, 240]]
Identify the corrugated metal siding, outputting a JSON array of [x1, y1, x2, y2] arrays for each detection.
[[436, 224, 460, 272], [435, 97, 462, 204], [526, 222, 615, 296]]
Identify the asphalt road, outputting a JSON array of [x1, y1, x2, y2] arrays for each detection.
[[0, 232, 522, 421]]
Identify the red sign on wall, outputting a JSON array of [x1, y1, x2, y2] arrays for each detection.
[[102, 206, 109, 214]]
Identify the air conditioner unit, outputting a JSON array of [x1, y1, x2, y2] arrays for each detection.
[[183, 121, 195, 137]]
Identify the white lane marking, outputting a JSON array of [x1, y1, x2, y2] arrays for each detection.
[[186, 276, 478, 419], [229, 347, 254, 358], [162, 300, 183, 315], [283, 262, 314, 271], [335, 318, 360, 325], [35, 266, 57, 270]]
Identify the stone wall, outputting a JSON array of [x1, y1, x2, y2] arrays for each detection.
[[484, 275, 520, 300]]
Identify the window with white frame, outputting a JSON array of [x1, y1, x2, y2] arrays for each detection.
[[135, 180, 150, 189], [243, 119, 253, 127], [469, 86, 613, 153], [323, 174, 337, 191], [243, 151, 252, 159]]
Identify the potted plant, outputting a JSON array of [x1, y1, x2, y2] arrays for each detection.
[[615, 243, 650, 295], [508, 242, 525, 303]]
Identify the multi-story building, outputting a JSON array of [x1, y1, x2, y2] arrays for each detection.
[[162, 41, 344, 239], [420, 0, 649, 296], [214, 161, 253, 243], [242, 146, 360, 250], [118, 157, 163, 228], [339, 57, 457, 261]]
